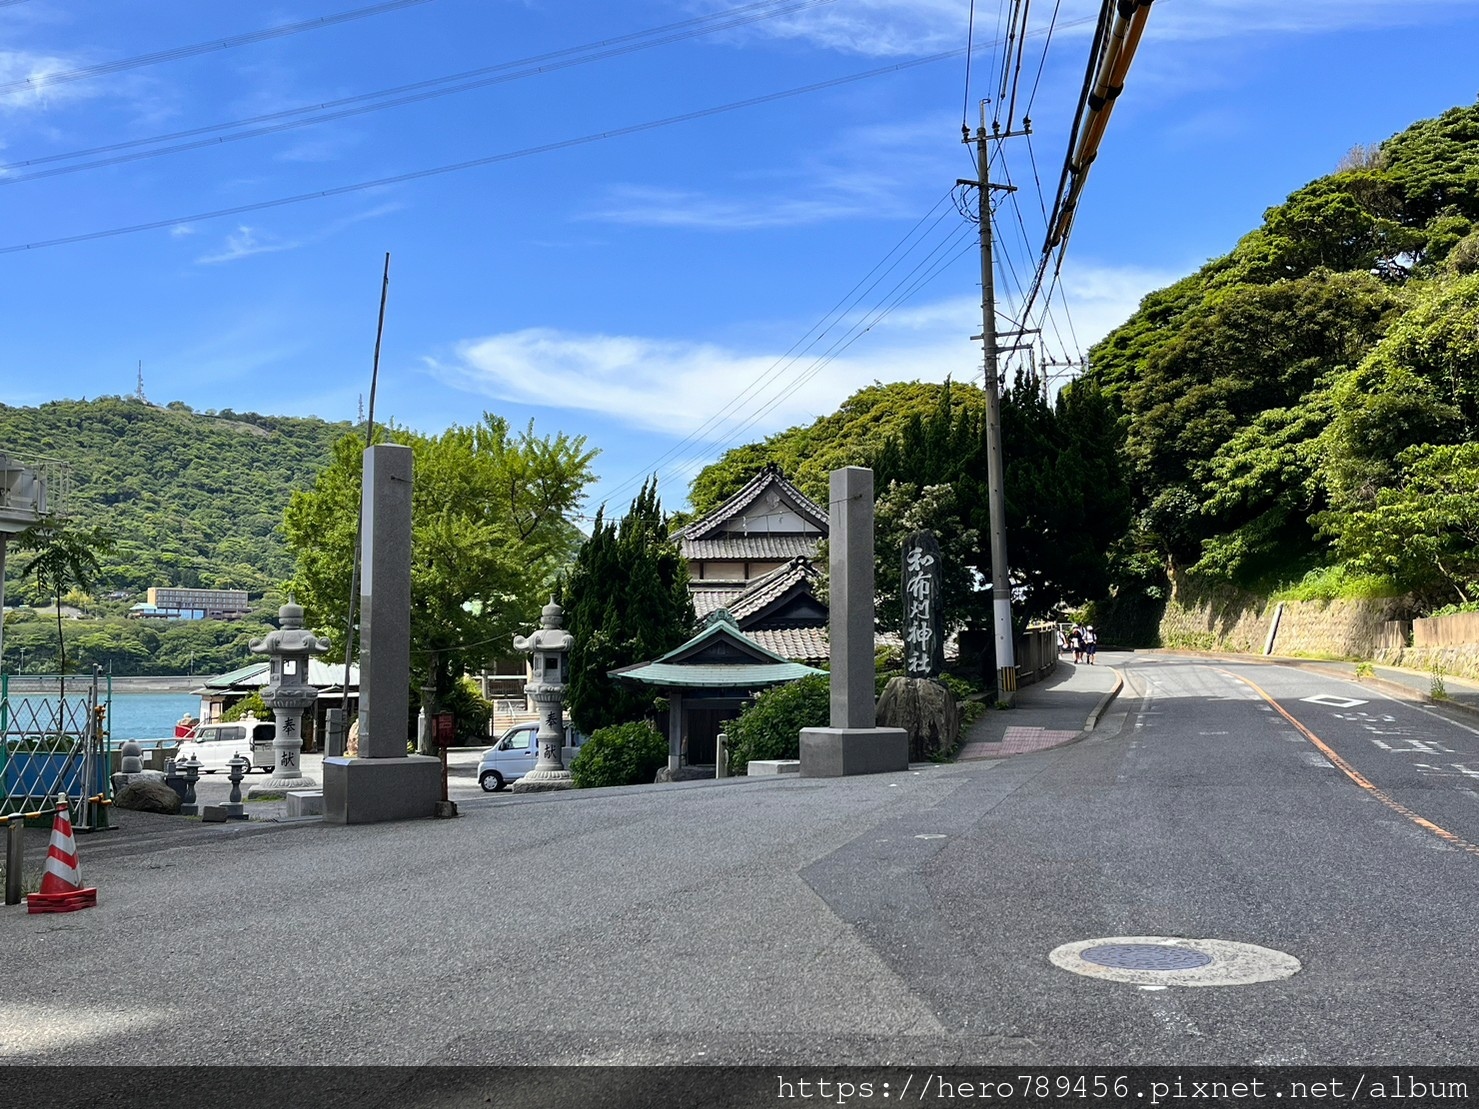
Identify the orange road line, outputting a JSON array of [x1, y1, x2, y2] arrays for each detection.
[[1220, 668, 1479, 862]]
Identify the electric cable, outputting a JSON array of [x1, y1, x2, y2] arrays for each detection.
[[0, 0, 438, 96], [0, 0, 839, 183], [0, 46, 982, 255], [597, 190, 960, 505]]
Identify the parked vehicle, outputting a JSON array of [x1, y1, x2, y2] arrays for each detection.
[[478, 719, 584, 792], [174, 716, 275, 773]]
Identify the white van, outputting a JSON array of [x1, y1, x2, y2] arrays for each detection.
[[175, 716, 275, 773], [477, 720, 584, 792]]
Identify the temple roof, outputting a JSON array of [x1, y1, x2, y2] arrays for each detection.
[[610, 611, 824, 689], [674, 464, 828, 556], [745, 626, 830, 666], [728, 556, 824, 627]]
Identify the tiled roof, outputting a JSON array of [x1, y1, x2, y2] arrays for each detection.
[[746, 626, 830, 665], [691, 586, 744, 618], [729, 557, 820, 623], [681, 535, 821, 561], [674, 464, 829, 541]]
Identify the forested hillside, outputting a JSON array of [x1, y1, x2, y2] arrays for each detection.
[[1086, 100, 1479, 625], [1, 397, 351, 675], [1, 396, 351, 599]]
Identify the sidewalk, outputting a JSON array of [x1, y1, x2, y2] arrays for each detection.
[[956, 652, 1124, 761]]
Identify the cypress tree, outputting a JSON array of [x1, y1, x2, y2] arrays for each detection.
[[564, 480, 695, 733]]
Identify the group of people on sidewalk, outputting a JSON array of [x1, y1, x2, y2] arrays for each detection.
[[1058, 623, 1097, 664]]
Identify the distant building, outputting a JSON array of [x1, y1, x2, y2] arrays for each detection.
[[128, 586, 251, 621]]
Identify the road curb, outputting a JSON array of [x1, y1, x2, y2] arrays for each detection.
[[1084, 669, 1124, 732]]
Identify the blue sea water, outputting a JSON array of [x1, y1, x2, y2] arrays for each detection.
[[104, 692, 200, 741]]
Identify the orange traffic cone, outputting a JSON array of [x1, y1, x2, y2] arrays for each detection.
[[26, 797, 97, 914]]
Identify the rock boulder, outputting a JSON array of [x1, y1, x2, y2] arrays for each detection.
[[876, 676, 960, 760], [114, 776, 183, 815]]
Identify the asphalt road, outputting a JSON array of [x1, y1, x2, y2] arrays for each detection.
[[4, 652, 1477, 1069]]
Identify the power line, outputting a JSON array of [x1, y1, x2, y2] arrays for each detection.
[[0, 48, 978, 256], [605, 219, 978, 506], [0, 0, 438, 96], [0, 0, 838, 184], [599, 191, 959, 506]]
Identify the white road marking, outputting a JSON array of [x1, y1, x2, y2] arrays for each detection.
[[1300, 752, 1334, 769], [1450, 763, 1479, 779], [1303, 695, 1368, 708]]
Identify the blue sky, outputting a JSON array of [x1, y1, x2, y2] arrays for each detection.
[[2, 0, 1477, 518]]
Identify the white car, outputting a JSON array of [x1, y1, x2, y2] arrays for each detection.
[[478, 720, 584, 792], [175, 717, 275, 773]]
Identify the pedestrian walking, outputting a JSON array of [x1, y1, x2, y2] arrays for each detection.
[[1084, 625, 1098, 665], [1070, 625, 1084, 663]]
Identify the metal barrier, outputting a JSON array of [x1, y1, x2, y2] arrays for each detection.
[[0, 672, 112, 832], [1015, 625, 1061, 687]]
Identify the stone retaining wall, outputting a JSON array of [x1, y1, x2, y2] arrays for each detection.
[[1162, 575, 1479, 678], [1160, 574, 1409, 659]]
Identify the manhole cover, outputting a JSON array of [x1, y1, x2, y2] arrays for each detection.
[[1081, 943, 1213, 971], [1049, 936, 1301, 987]]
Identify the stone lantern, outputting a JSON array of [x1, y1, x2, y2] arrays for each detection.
[[248, 598, 330, 796], [509, 598, 574, 792]]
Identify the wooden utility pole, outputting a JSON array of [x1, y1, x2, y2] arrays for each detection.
[[961, 104, 1018, 705]]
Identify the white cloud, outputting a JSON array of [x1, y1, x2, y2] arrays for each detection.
[[715, 0, 1475, 57], [189, 203, 397, 263], [424, 260, 1173, 439], [0, 49, 92, 114], [592, 183, 895, 230], [591, 112, 958, 230], [196, 225, 298, 264]]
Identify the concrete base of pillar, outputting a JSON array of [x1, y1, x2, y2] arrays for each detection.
[[285, 790, 324, 818], [799, 726, 909, 778], [248, 774, 318, 800], [510, 768, 573, 793], [323, 756, 441, 824]]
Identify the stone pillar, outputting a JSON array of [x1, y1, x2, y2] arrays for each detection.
[[667, 692, 684, 772], [324, 444, 441, 823], [358, 444, 413, 760], [800, 467, 908, 777]]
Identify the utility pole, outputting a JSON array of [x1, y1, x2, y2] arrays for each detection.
[[961, 103, 1019, 705]]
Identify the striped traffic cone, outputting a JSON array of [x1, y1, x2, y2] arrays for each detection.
[[26, 797, 97, 914]]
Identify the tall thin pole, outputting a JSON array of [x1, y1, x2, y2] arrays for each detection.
[[338, 253, 391, 726], [967, 104, 1017, 704]]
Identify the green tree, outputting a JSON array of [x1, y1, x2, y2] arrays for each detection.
[[14, 520, 114, 699], [564, 479, 695, 734], [1330, 442, 1479, 606], [283, 415, 596, 709]]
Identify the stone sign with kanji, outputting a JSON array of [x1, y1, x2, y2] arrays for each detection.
[[902, 530, 944, 678]]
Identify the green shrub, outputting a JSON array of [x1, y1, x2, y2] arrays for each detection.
[[569, 721, 667, 789], [725, 673, 830, 774], [221, 692, 266, 722], [1272, 565, 1402, 602], [937, 672, 979, 701]]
